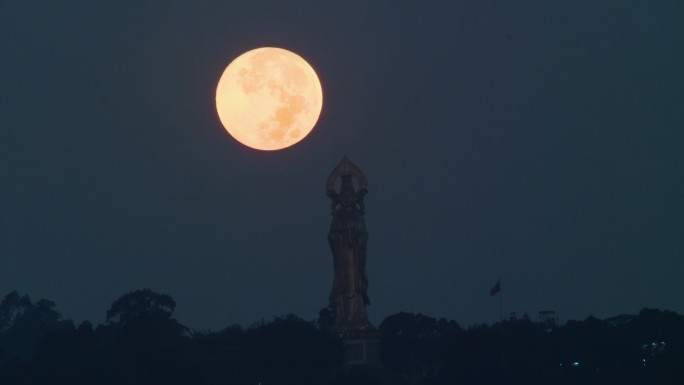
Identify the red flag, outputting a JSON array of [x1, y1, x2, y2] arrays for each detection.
[[490, 280, 501, 296]]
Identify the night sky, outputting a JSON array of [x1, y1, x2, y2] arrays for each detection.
[[2, 1, 682, 331]]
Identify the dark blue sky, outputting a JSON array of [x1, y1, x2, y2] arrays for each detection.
[[1, 0, 682, 330]]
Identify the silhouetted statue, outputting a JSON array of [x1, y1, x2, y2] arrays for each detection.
[[326, 157, 371, 330]]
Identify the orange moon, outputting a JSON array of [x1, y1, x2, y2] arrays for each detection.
[[215, 47, 323, 151]]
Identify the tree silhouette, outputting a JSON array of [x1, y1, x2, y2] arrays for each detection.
[[2, 288, 684, 385], [317, 306, 336, 330], [380, 312, 461, 383], [106, 288, 176, 325], [102, 289, 193, 385], [0, 291, 74, 360], [0, 292, 33, 333], [241, 314, 343, 385]]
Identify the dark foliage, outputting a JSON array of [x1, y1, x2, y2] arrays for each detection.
[[378, 309, 684, 385], [1, 290, 683, 385], [317, 306, 336, 330], [105, 288, 177, 325], [0, 292, 74, 360]]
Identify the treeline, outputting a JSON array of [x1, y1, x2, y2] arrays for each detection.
[[379, 310, 683, 384], [0, 289, 682, 384]]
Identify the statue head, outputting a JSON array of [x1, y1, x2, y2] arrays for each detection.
[[326, 157, 368, 214]]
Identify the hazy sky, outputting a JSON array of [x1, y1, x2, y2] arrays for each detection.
[[1, 0, 682, 331]]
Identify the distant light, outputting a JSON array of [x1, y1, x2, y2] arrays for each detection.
[[572, 362, 580, 367], [642, 341, 667, 356]]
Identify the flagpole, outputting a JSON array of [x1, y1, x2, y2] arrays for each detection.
[[490, 278, 505, 371], [499, 280, 504, 371], [499, 282, 503, 323]]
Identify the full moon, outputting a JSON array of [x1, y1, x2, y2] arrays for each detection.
[[216, 47, 323, 151]]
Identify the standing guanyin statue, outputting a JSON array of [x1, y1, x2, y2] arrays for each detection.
[[326, 157, 372, 330]]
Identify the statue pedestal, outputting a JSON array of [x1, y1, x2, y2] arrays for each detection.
[[339, 328, 381, 365]]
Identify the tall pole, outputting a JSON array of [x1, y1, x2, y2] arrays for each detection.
[[490, 278, 505, 371], [499, 281, 504, 370]]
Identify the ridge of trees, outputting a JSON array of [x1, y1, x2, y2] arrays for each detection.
[[0, 289, 682, 384]]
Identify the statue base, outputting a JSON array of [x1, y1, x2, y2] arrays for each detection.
[[337, 328, 381, 365]]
